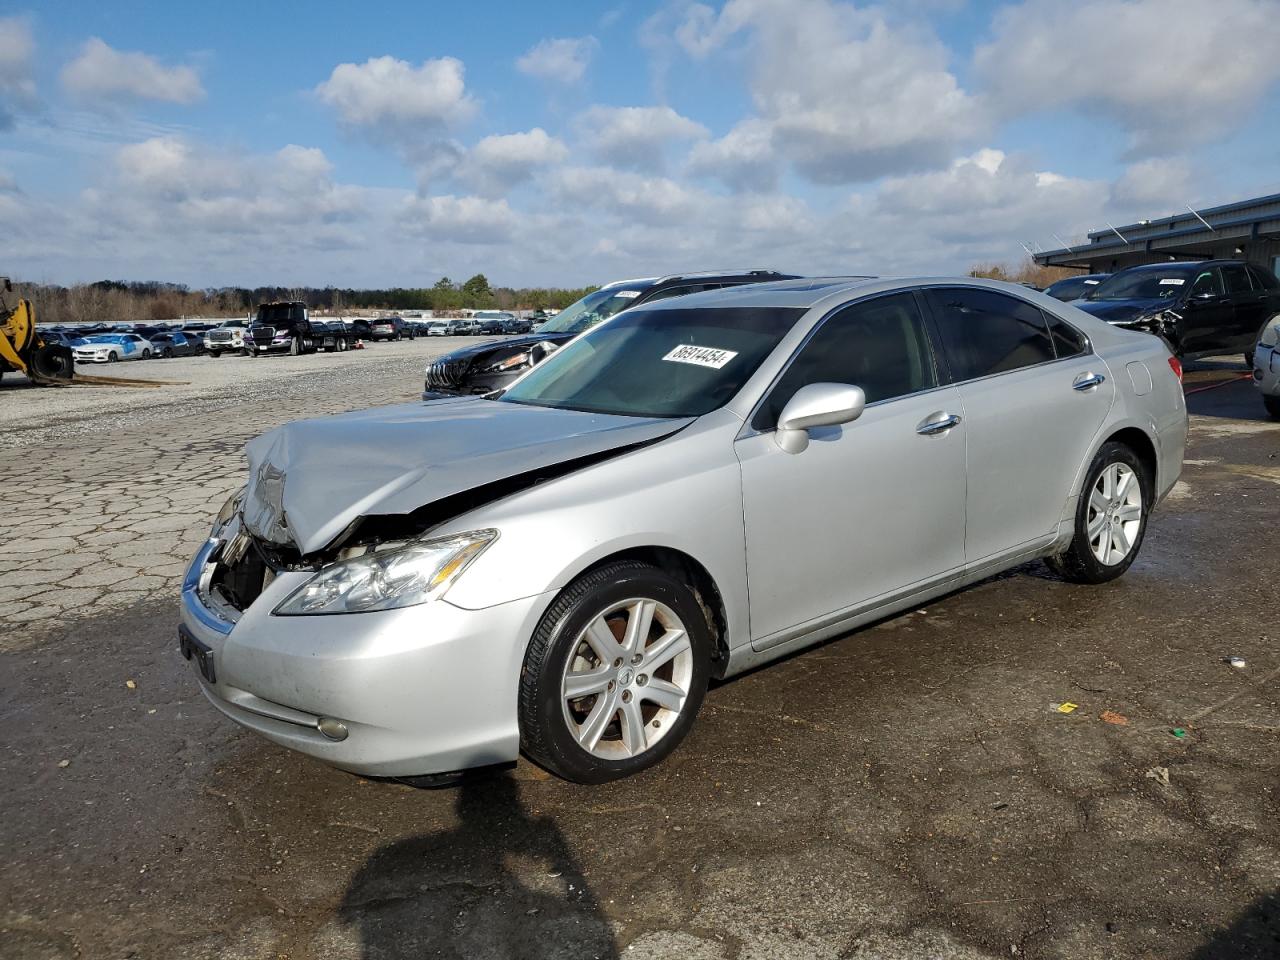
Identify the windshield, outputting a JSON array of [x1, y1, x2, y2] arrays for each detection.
[[538, 284, 655, 335], [1085, 268, 1195, 301], [500, 306, 806, 418], [256, 304, 302, 324]]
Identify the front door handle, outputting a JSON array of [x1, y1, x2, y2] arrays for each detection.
[[1073, 372, 1106, 391], [916, 412, 962, 435]]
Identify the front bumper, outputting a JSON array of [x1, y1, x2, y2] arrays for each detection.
[[1254, 344, 1280, 397], [179, 538, 551, 777]]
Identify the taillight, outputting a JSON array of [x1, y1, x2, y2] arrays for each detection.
[[1168, 356, 1183, 382]]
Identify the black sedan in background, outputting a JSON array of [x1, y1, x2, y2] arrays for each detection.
[[423, 268, 798, 397], [1044, 273, 1110, 302], [1072, 259, 1280, 361]]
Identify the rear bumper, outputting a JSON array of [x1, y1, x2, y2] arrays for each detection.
[[179, 540, 550, 778]]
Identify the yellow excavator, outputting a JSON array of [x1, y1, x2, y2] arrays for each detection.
[[0, 278, 75, 385], [1, 277, 170, 388]]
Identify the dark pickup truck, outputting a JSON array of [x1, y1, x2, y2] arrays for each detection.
[[244, 302, 355, 356]]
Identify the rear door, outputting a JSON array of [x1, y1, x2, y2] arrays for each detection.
[[924, 287, 1115, 564], [1221, 264, 1261, 349]]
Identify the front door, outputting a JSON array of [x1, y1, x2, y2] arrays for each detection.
[[1180, 267, 1235, 355], [737, 292, 967, 645], [925, 287, 1115, 562]]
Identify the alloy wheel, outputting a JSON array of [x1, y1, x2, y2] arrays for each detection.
[[560, 598, 694, 760], [1087, 462, 1143, 565]]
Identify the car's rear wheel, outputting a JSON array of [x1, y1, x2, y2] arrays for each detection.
[[1047, 441, 1149, 584], [519, 561, 711, 783], [209, 350, 221, 358], [141, 349, 151, 359], [1264, 396, 1280, 421]]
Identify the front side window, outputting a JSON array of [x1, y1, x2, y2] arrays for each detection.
[[643, 283, 720, 304], [1222, 264, 1254, 295], [501, 306, 805, 418], [537, 283, 656, 336], [1190, 269, 1222, 297], [753, 293, 937, 430], [928, 288, 1055, 382]]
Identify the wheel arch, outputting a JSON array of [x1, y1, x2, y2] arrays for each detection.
[[565, 545, 731, 678], [1103, 425, 1158, 494]]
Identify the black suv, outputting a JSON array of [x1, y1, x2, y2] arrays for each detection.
[[1072, 260, 1280, 361], [423, 269, 798, 397]]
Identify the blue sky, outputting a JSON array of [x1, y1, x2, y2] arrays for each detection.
[[2, 0, 1279, 289]]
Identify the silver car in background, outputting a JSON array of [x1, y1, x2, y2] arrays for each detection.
[[180, 277, 1187, 783]]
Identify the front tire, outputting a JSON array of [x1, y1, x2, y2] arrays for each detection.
[[289, 336, 300, 356], [1264, 396, 1280, 421], [1047, 441, 1150, 584], [519, 561, 711, 783], [107, 351, 118, 362]]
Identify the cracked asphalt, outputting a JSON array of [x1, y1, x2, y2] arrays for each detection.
[[2, 348, 1277, 959]]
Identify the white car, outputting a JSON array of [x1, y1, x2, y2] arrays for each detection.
[[72, 334, 153, 363], [1253, 315, 1280, 419], [426, 322, 450, 336]]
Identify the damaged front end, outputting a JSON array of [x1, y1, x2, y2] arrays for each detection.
[[1117, 307, 1180, 343]]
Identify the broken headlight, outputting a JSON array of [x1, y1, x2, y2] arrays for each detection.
[[483, 351, 532, 373], [274, 529, 498, 615], [212, 486, 246, 537]]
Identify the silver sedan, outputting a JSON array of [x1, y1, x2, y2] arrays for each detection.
[[180, 277, 1187, 783]]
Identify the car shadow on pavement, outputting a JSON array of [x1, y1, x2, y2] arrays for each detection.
[[1188, 889, 1280, 959], [339, 774, 618, 960]]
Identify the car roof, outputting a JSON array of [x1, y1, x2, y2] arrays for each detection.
[[1114, 259, 1250, 273], [633, 276, 880, 309]]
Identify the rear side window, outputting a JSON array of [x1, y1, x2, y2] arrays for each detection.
[[926, 288, 1055, 382], [754, 292, 937, 430], [1047, 314, 1087, 358], [1222, 264, 1254, 295], [1247, 265, 1280, 290]]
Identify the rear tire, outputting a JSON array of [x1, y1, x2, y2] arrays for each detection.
[[1047, 441, 1150, 584], [519, 561, 711, 783], [1264, 396, 1280, 421], [209, 350, 221, 358]]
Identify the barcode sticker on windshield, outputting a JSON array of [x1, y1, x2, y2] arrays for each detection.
[[1159, 278, 1185, 286], [663, 344, 738, 369], [614, 290, 642, 299], [1084, 279, 1100, 285]]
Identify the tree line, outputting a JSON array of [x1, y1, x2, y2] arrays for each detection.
[[8, 274, 599, 325]]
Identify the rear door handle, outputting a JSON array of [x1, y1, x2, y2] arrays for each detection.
[[1073, 372, 1106, 391], [916, 412, 962, 435]]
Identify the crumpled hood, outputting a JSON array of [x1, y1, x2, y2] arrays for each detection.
[[1072, 298, 1171, 324], [437, 331, 576, 364], [242, 398, 691, 554]]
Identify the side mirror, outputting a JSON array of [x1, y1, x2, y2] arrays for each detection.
[[774, 382, 866, 454]]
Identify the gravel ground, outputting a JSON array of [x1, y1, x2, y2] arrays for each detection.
[[0, 336, 490, 447]]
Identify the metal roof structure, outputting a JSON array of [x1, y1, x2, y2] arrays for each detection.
[[1033, 193, 1280, 274]]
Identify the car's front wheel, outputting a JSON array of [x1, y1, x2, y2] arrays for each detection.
[[519, 561, 711, 783], [1047, 441, 1150, 584], [1264, 395, 1280, 421]]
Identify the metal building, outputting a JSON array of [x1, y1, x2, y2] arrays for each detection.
[[1033, 193, 1280, 276]]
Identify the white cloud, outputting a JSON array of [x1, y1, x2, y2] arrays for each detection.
[[0, 16, 36, 128], [316, 55, 477, 136], [516, 36, 599, 84], [400, 193, 518, 244], [686, 118, 779, 192], [103, 136, 364, 236], [975, 0, 1280, 154], [60, 38, 204, 106], [670, 0, 983, 184], [574, 105, 708, 172], [1109, 157, 1195, 214], [461, 127, 569, 197]]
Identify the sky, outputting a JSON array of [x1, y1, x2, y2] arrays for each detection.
[[2, 0, 1279, 290]]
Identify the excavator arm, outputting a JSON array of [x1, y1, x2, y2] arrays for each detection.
[[0, 281, 75, 385]]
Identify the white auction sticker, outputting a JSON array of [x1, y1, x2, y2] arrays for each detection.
[[662, 344, 739, 369], [1159, 278, 1185, 286], [614, 289, 642, 299], [1083, 279, 1100, 285]]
